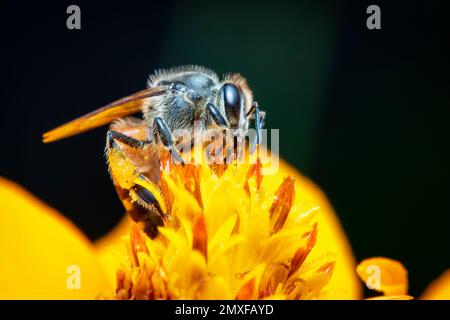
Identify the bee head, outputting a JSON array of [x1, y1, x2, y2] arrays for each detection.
[[216, 74, 253, 128], [217, 83, 241, 127]]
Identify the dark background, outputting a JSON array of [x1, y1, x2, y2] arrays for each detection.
[[1, 1, 449, 296]]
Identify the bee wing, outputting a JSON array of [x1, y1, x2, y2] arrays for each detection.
[[42, 86, 166, 143]]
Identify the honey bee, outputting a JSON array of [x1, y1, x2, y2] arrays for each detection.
[[43, 65, 265, 237]]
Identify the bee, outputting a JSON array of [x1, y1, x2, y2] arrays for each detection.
[[43, 65, 266, 237]]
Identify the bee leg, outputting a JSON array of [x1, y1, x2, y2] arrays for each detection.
[[154, 117, 185, 165], [207, 103, 229, 128], [114, 183, 164, 239], [106, 130, 167, 238], [129, 174, 168, 238], [249, 102, 266, 154], [130, 182, 165, 238], [106, 130, 150, 150], [259, 110, 266, 129], [207, 102, 236, 163]]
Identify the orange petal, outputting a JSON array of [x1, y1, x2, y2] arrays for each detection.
[[288, 223, 318, 278], [0, 177, 108, 299], [192, 214, 208, 260], [263, 160, 362, 299], [357, 257, 408, 296], [235, 278, 256, 300], [270, 176, 295, 234], [130, 223, 149, 266], [421, 270, 450, 300]]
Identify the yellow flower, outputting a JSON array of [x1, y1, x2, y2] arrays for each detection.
[[0, 157, 448, 299], [0, 155, 362, 299], [104, 159, 345, 299]]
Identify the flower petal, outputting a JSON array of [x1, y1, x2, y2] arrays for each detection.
[[356, 257, 408, 296], [0, 177, 108, 299], [263, 161, 362, 299], [421, 270, 450, 300]]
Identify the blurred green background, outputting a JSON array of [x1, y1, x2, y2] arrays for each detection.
[[1, 0, 449, 296]]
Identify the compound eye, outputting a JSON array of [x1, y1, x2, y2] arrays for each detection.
[[171, 81, 187, 92], [222, 83, 241, 114]]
